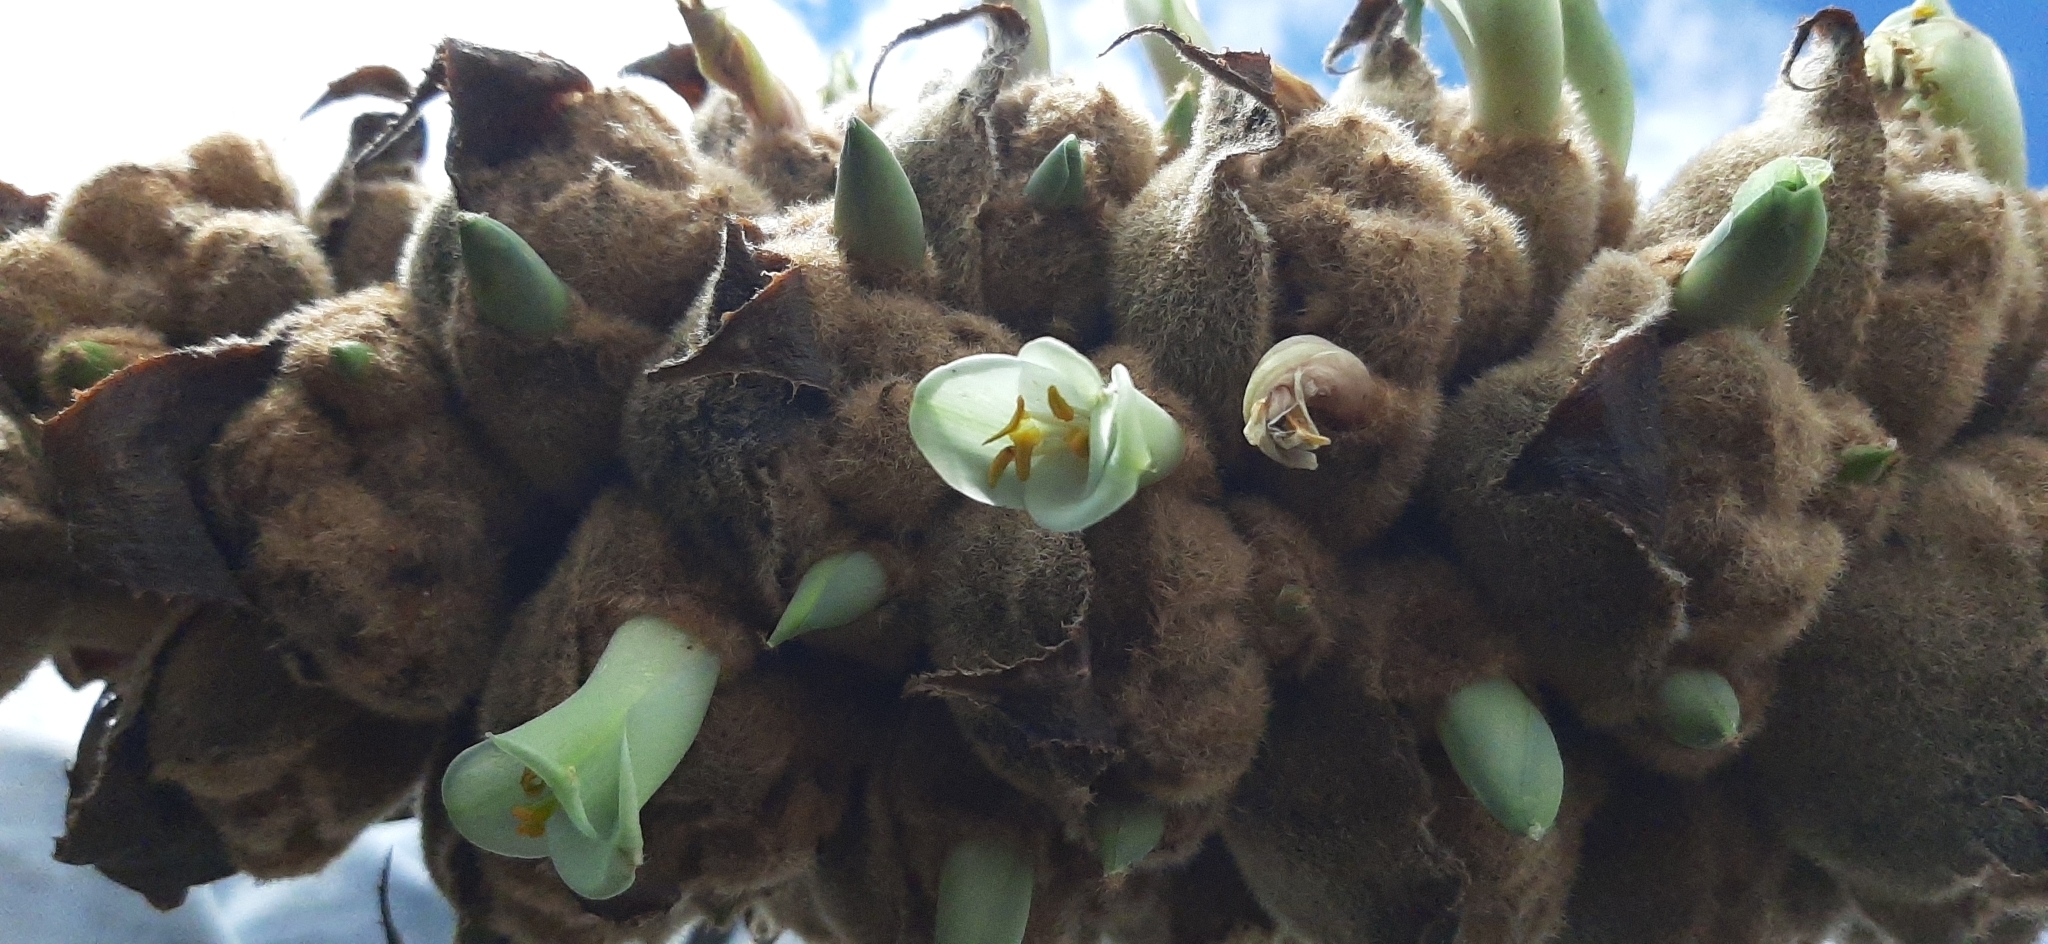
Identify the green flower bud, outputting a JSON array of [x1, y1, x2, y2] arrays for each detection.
[[1022, 135, 1088, 211], [457, 214, 571, 339], [1089, 802, 1165, 875], [1837, 443, 1902, 485], [936, 836, 1035, 944], [51, 340, 128, 393], [1272, 584, 1313, 624], [1438, 678, 1565, 839], [1668, 156, 1832, 336], [834, 116, 927, 284], [1123, 0, 1212, 96], [1558, 0, 1633, 167], [330, 341, 375, 381], [678, 0, 807, 134], [1160, 81, 1198, 154], [1869, 0, 2027, 188], [1656, 669, 1742, 750], [1426, 0, 1566, 138], [768, 550, 888, 646]]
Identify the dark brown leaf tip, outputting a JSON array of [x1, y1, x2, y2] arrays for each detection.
[[441, 39, 594, 176], [647, 267, 832, 393], [303, 65, 416, 119], [1502, 327, 1671, 544], [1104, 27, 1289, 134], [622, 43, 711, 109], [42, 338, 287, 603], [869, 3, 1030, 109], [0, 180, 55, 237], [1322, 0, 1403, 74], [1783, 8, 1864, 93]]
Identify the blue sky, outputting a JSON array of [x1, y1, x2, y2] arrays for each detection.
[[0, 0, 2042, 202]]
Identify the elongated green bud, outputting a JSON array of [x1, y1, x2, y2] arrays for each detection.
[[1023, 135, 1087, 210], [1427, 0, 1566, 138], [1438, 678, 1564, 839], [1089, 802, 1165, 875], [1668, 157, 1832, 336], [1837, 443, 1901, 485], [1558, 0, 1633, 167], [769, 550, 887, 646], [1656, 669, 1741, 750], [330, 341, 375, 380], [50, 340, 128, 393], [936, 836, 1035, 944], [835, 116, 927, 283], [1123, 0, 1212, 96], [1012, 0, 1053, 77], [1869, 0, 2027, 188], [457, 214, 571, 338], [1160, 81, 1198, 153], [821, 50, 859, 107], [678, 0, 807, 133], [1403, 0, 1425, 43]]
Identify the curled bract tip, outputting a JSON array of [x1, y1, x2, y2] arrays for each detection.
[[441, 616, 721, 900], [1242, 336, 1376, 471], [457, 214, 572, 338], [835, 116, 928, 283], [1656, 669, 1742, 750], [770, 550, 888, 646], [1668, 156, 1832, 336], [910, 337, 1185, 532], [1438, 678, 1564, 840]]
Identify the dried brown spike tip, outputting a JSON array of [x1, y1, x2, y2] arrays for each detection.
[[1502, 328, 1670, 543], [647, 268, 832, 393], [304, 65, 416, 118], [870, 3, 1030, 110], [1322, 0, 1402, 75], [0, 180, 54, 237], [1781, 8, 1861, 94], [440, 40, 595, 179], [42, 339, 285, 603], [1105, 27, 1288, 134], [623, 43, 712, 109]]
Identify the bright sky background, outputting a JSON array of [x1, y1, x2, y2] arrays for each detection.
[[0, 0, 2042, 214]]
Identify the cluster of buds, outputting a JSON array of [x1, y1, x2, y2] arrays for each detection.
[[1, 1, 2044, 943]]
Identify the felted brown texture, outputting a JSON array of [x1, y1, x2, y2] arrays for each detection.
[[0, 180, 54, 238], [1221, 664, 1463, 944], [1098, 839, 1277, 944], [183, 133, 298, 213], [1423, 749, 1595, 944], [1802, 387, 1905, 550], [167, 209, 336, 341], [1443, 176, 1539, 384], [1594, 159, 1638, 251], [205, 285, 523, 720], [1223, 497, 1343, 678], [1632, 10, 1886, 389], [1328, 17, 1441, 139], [1441, 113, 1603, 321], [56, 163, 193, 269], [1555, 768, 1805, 944], [1973, 191, 2048, 429], [37, 324, 169, 405], [1428, 252, 1686, 728], [732, 127, 840, 206], [1948, 435, 2048, 567], [963, 79, 1159, 348], [1746, 459, 2048, 901], [326, 178, 432, 291], [1850, 170, 2016, 457], [0, 230, 123, 403]]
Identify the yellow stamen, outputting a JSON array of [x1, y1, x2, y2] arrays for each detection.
[[1047, 385, 1075, 422], [512, 797, 559, 838], [1066, 426, 1090, 459], [983, 396, 1030, 445], [519, 768, 544, 798], [1280, 407, 1333, 449], [1012, 425, 1044, 482], [989, 446, 1018, 488]]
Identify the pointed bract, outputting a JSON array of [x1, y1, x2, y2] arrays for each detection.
[[769, 550, 889, 646], [835, 116, 927, 284], [1023, 135, 1088, 211], [1668, 157, 1832, 336], [457, 213, 571, 338], [1437, 678, 1565, 839], [1656, 669, 1741, 750]]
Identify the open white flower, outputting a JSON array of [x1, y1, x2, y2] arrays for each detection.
[[909, 337, 1185, 532]]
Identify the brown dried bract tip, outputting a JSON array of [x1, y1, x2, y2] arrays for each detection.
[[1780, 9, 1858, 94], [623, 43, 711, 109], [1320, 0, 1401, 75], [872, 3, 1030, 110], [1105, 27, 1289, 134], [0, 180, 55, 237], [303, 65, 415, 118]]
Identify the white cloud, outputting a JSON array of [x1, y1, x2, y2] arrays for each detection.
[[1623, 0, 1796, 196]]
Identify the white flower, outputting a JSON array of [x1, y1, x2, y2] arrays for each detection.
[[909, 337, 1185, 532], [1241, 335, 1376, 471]]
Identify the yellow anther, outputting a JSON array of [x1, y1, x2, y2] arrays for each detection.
[[1012, 425, 1044, 482], [1281, 407, 1333, 449], [519, 768, 545, 798], [1066, 426, 1090, 459], [1912, 2, 1938, 20], [983, 396, 1030, 445], [512, 797, 560, 838], [989, 446, 1018, 488], [1047, 385, 1076, 422]]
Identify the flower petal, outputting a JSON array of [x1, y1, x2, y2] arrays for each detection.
[[543, 743, 640, 901], [440, 740, 552, 859], [1112, 364, 1186, 487], [1017, 337, 1106, 407], [911, 354, 1032, 509]]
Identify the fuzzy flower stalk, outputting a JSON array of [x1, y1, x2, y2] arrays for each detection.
[[1426, 0, 1566, 138], [910, 337, 1185, 532], [441, 616, 721, 899]]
